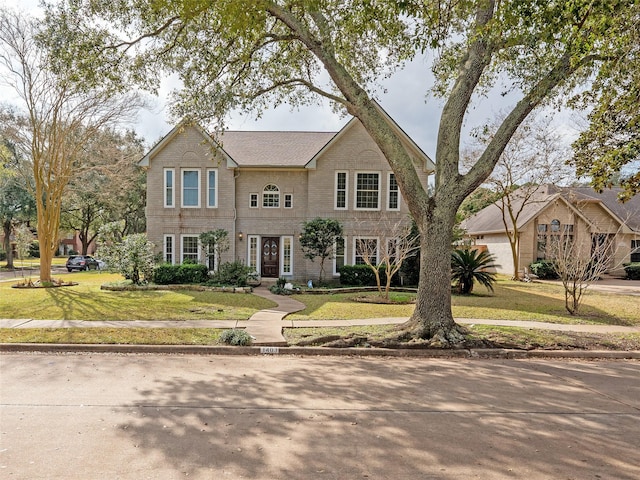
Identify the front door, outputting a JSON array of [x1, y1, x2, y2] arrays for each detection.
[[261, 237, 279, 278]]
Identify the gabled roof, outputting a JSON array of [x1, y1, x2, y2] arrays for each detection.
[[138, 121, 235, 167], [139, 104, 435, 172], [462, 185, 640, 235], [548, 186, 640, 232]]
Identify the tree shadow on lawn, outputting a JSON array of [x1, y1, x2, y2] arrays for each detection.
[[42, 287, 258, 321], [451, 282, 638, 326], [112, 356, 639, 479]]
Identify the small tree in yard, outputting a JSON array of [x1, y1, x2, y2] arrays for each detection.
[[549, 232, 615, 315], [199, 229, 229, 272], [98, 222, 154, 285], [300, 218, 343, 283], [355, 219, 420, 299]]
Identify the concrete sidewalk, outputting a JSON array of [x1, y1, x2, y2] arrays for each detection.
[[1, 285, 639, 346]]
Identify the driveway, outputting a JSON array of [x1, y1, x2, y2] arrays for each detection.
[[1, 353, 638, 480]]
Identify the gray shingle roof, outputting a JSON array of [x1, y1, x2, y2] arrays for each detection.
[[217, 131, 337, 167], [462, 185, 640, 234]]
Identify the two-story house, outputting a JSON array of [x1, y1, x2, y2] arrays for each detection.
[[139, 111, 433, 281]]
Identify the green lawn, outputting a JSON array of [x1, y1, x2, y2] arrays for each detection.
[[0, 271, 275, 321], [289, 278, 640, 326]]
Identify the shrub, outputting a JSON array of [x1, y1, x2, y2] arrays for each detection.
[[208, 260, 257, 286], [623, 262, 640, 280], [68, 249, 78, 256], [219, 329, 252, 346], [152, 263, 210, 284], [0, 249, 6, 261], [338, 264, 401, 287], [451, 248, 497, 294], [28, 241, 40, 258], [529, 260, 559, 280]]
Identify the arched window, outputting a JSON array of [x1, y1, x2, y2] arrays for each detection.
[[550, 219, 561, 232], [262, 184, 280, 208]]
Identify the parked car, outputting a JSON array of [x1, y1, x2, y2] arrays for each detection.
[[66, 255, 99, 272]]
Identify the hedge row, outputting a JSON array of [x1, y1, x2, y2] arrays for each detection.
[[152, 263, 210, 285], [624, 263, 640, 280], [338, 264, 402, 287]]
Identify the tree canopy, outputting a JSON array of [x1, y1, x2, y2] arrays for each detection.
[[43, 0, 640, 343]]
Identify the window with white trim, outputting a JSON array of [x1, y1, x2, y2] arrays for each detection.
[[355, 172, 380, 210], [263, 184, 280, 208], [164, 168, 174, 208], [182, 169, 200, 207], [333, 237, 345, 275], [387, 172, 399, 210], [248, 235, 259, 273], [181, 235, 199, 263], [207, 169, 218, 208], [335, 171, 348, 210], [250, 193, 258, 208], [284, 194, 293, 209], [631, 239, 640, 262], [163, 234, 175, 264], [281, 236, 293, 275], [354, 237, 378, 265]]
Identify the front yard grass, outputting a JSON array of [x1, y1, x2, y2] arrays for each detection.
[[0, 328, 223, 345], [0, 271, 275, 321], [289, 278, 640, 326]]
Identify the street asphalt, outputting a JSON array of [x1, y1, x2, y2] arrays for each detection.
[[1, 353, 639, 479]]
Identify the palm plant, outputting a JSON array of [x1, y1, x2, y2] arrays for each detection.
[[451, 248, 497, 294]]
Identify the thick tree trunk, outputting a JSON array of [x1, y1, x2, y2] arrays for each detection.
[[510, 233, 520, 280], [401, 202, 466, 345]]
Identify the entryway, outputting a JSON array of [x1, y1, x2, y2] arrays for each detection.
[[261, 237, 279, 278]]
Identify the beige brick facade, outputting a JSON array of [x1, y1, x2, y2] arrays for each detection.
[[140, 119, 433, 281]]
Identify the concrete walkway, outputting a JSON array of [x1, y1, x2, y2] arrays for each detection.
[[1, 285, 639, 346]]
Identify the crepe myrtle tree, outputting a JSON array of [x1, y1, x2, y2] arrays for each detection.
[[0, 9, 145, 283], [44, 0, 640, 345], [97, 222, 155, 285]]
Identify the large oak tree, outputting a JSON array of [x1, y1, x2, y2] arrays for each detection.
[[44, 0, 640, 343]]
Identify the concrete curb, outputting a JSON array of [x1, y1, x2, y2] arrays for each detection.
[[1, 343, 639, 359]]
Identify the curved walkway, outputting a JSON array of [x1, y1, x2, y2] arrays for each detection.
[[1, 286, 639, 346]]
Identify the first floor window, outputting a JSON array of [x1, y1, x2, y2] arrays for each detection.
[[354, 237, 378, 265], [333, 237, 345, 275], [632, 239, 640, 262], [282, 236, 292, 275], [355, 172, 380, 210], [182, 235, 199, 263], [164, 235, 174, 264], [248, 236, 259, 274]]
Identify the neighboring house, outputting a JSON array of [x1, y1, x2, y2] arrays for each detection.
[[139, 111, 433, 281], [461, 185, 640, 277]]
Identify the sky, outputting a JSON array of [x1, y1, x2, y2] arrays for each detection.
[[1, 0, 580, 159]]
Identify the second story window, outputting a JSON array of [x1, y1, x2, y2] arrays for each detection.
[[388, 173, 399, 210], [263, 184, 280, 208], [164, 168, 174, 208], [355, 172, 380, 210], [335, 171, 347, 209], [182, 169, 200, 207], [284, 193, 293, 208], [250, 193, 258, 208], [207, 169, 218, 208]]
